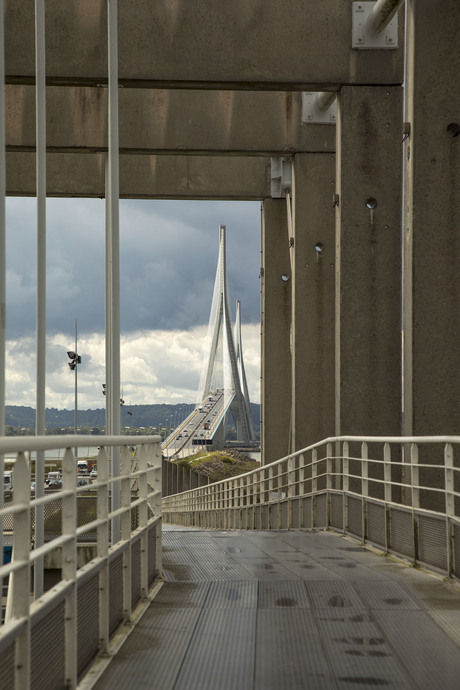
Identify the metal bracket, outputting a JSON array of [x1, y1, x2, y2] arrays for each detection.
[[352, 2, 398, 49], [301, 93, 337, 124], [270, 157, 292, 198]]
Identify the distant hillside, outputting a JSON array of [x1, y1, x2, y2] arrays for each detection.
[[5, 402, 261, 434]]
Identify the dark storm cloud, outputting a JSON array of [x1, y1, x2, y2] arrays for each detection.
[[6, 198, 261, 340]]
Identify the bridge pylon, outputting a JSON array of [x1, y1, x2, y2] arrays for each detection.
[[197, 226, 256, 444]]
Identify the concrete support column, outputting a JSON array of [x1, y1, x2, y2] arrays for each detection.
[[404, 0, 460, 437], [261, 199, 291, 464], [336, 85, 403, 438], [291, 153, 336, 452]]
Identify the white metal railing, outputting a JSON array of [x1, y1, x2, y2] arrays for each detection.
[[163, 435, 460, 581], [0, 435, 162, 690]]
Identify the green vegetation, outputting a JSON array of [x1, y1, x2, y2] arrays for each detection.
[[4, 403, 261, 442], [178, 449, 259, 482]]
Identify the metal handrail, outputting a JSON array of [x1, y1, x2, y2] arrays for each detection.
[[0, 435, 163, 689], [163, 435, 460, 581]]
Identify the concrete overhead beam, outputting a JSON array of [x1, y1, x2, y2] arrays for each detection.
[[6, 1, 404, 89], [6, 152, 271, 200], [6, 86, 335, 155]]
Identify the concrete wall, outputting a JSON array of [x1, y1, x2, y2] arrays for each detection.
[[5, 1, 404, 88]]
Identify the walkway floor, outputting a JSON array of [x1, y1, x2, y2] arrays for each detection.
[[93, 526, 460, 690]]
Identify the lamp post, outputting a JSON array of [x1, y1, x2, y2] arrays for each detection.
[[67, 320, 81, 456]]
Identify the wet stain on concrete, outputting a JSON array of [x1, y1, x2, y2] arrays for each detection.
[[345, 650, 389, 657], [227, 588, 240, 601], [340, 677, 390, 685], [275, 597, 297, 607], [328, 595, 349, 607], [337, 562, 357, 568]]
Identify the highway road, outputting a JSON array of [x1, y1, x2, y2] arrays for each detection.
[[162, 389, 233, 459]]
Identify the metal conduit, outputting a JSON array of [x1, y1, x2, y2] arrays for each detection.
[[367, 0, 405, 35], [0, 0, 5, 598], [34, 0, 46, 600], [315, 91, 337, 113], [314, 0, 405, 111], [107, 0, 121, 542]]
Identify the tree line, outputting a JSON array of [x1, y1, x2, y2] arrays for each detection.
[[4, 403, 261, 435]]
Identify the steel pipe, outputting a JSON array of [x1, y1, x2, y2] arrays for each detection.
[[34, 0, 46, 601], [366, 0, 405, 36], [312, 1, 405, 113], [107, 0, 121, 542], [315, 91, 337, 113]]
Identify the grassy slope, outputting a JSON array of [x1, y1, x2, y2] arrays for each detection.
[[178, 449, 259, 482]]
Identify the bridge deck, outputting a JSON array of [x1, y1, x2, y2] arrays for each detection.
[[93, 527, 460, 690]]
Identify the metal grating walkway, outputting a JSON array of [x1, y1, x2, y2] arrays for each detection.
[[92, 527, 460, 689]]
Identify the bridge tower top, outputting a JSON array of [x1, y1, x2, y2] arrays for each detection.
[[197, 226, 255, 444]]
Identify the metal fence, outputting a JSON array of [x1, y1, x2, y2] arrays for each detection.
[[0, 435, 162, 690], [163, 436, 460, 581]]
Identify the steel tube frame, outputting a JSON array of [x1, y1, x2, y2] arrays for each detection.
[[367, 0, 405, 36], [34, 0, 46, 600], [0, 0, 5, 589], [315, 91, 337, 112], [107, 0, 121, 540]]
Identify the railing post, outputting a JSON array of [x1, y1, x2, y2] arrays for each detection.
[[62, 448, 77, 688], [312, 448, 318, 526], [298, 453, 305, 527], [444, 443, 454, 577], [288, 453, 296, 529], [326, 443, 333, 491], [410, 443, 419, 564], [326, 442, 333, 527], [10, 452, 30, 689], [342, 441, 349, 532], [361, 442, 368, 539], [121, 444, 132, 618], [410, 443, 419, 509], [151, 442, 162, 574], [384, 442, 392, 504], [97, 446, 110, 653]]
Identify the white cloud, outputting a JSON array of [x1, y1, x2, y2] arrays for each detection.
[[4, 197, 261, 409], [5, 324, 260, 409]]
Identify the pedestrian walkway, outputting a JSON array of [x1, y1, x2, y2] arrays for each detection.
[[93, 527, 460, 689]]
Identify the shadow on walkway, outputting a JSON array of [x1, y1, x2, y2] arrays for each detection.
[[93, 527, 460, 690]]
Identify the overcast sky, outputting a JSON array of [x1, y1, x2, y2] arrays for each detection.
[[5, 197, 262, 410]]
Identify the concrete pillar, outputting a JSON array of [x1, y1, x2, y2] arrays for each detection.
[[291, 153, 336, 452], [261, 199, 291, 464], [336, 85, 403, 439], [404, 0, 460, 437]]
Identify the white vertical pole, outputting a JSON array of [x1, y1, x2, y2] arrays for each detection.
[[107, 0, 121, 541], [105, 155, 112, 437], [12, 452, 31, 688], [97, 446, 109, 652], [62, 448, 77, 688], [444, 443, 454, 577], [384, 442, 392, 503], [0, 0, 6, 577], [342, 441, 349, 532], [0, 0, 5, 439], [120, 444, 132, 619], [361, 441, 369, 539], [410, 443, 419, 509], [74, 320, 78, 458], [34, 0, 46, 599]]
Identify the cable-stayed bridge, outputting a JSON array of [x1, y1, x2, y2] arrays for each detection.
[[162, 226, 256, 459]]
